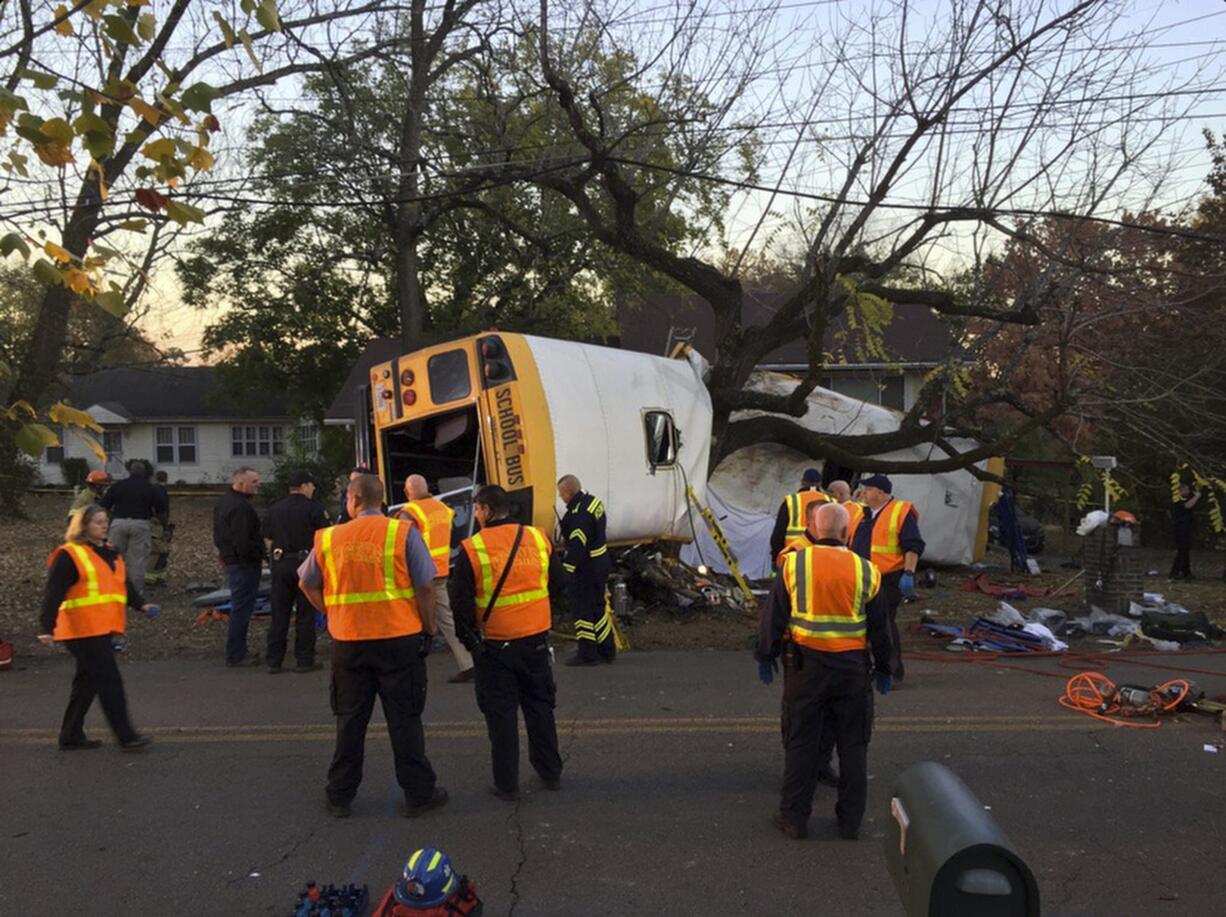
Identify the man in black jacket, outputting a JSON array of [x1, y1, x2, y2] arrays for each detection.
[[213, 467, 264, 667], [101, 461, 168, 589], [262, 470, 330, 673]]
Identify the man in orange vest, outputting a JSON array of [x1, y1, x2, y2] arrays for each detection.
[[450, 485, 563, 801], [399, 474, 471, 683], [769, 468, 832, 564], [756, 502, 894, 841], [849, 474, 924, 682], [298, 474, 448, 820], [826, 479, 864, 539]]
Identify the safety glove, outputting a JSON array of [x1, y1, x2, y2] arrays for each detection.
[[757, 658, 779, 686]]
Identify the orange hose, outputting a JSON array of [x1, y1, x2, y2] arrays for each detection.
[[1056, 671, 1192, 728]]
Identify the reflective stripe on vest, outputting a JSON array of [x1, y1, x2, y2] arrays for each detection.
[[783, 544, 879, 652], [785, 490, 830, 539], [463, 524, 552, 640], [315, 515, 422, 641], [843, 501, 865, 545], [51, 543, 127, 640], [869, 500, 914, 574]]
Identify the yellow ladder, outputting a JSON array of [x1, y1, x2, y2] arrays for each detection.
[[686, 485, 756, 606]]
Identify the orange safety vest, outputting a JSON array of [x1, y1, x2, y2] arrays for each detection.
[[400, 497, 455, 577], [315, 515, 422, 641], [775, 533, 817, 570], [867, 499, 917, 574], [784, 489, 832, 539], [48, 542, 127, 641], [782, 544, 880, 653], [461, 523, 552, 641], [843, 501, 865, 544]]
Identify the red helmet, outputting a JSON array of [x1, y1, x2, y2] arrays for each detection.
[[1112, 510, 1138, 526], [86, 470, 111, 485]]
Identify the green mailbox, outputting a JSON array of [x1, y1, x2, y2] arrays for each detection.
[[885, 762, 1039, 917]]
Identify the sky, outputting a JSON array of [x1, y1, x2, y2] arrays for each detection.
[[126, 0, 1226, 358]]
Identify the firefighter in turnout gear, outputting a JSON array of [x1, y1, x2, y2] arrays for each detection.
[[756, 502, 894, 841], [451, 485, 563, 800], [770, 468, 832, 564], [556, 474, 615, 666]]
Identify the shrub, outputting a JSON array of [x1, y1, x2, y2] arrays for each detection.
[[60, 457, 90, 487]]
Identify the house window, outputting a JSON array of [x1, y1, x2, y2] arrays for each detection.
[[231, 425, 284, 457], [644, 411, 678, 468], [155, 426, 197, 464], [297, 422, 320, 454], [821, 373, 906, 411], [45, 424, 64, 464], [102, 430, 123, 459]]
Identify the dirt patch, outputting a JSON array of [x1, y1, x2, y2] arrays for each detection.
[[4, 497, 1225, 663]]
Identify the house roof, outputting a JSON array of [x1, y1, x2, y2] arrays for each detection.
[[66, 366, 289, 421], [615, 292, 957, 366], [324, 337, 405, 425]]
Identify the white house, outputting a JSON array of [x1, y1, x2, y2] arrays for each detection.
[[39, 366, 314, 485]]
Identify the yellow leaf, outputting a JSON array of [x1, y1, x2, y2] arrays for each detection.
[[89, 159, 108, 201], [44, 241, 73, 263], [75, 430, 108, 463], [186, 145, 214, 171], [53, 4, 74, 36], [64, 268, 95, 295], [141, 137, 177, 160], [83, 1, 107, 21], [9, 399, 37, 419], [129, 97, 164, 127], [49, 402, 103, 433], [35, 142, 75, 167]]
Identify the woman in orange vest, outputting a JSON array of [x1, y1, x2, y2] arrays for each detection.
[[37, 505, 154, 751]]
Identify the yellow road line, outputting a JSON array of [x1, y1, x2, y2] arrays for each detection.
[[0, 719, 1134, 745]]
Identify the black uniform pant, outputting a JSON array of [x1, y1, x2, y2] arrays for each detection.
[[779, 649, 873, 832], [266, 556, 316, 667], [60, 635, 139, 745], [326, 635, 437, 807], [881, 571, 905, 680], [568, 569, 615, 661], [474, 633, 563, 792], [1170, 531, 1193, 578]]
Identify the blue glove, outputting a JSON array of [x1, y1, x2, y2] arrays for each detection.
[[144, 604, 161, 619], [899, 572, 916, 597], [758, 659, 778, 686], [875, 672, 893, 695]]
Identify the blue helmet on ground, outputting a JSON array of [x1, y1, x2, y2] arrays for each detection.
[[394, 847, 457, 908]]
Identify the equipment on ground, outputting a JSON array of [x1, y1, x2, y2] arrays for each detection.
[[685, 485, 754, 606], [291, 881, 369, 916], [371, 847, 483, 916], [1059, 671, 1194, 728], [885, 762, 1039, 917]]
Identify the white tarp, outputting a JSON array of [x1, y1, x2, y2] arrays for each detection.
[[680, 484, 776, 579], [696, 372, 992, 568]]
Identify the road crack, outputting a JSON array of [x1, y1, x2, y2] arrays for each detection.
[[506, 799, 527, 917]]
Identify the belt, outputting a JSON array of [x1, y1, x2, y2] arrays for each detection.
[[483, 632, 550, 651], [272, 548, 310, 561]]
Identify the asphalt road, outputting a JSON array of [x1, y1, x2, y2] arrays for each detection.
[[2, 648, 1225, 916]]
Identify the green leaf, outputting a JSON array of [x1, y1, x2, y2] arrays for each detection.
[[0, 87, 28, 115], [240, 0, 257, 13], [103, 14, 143, 47], [256, 0, 281, 32], [18, 69, 58, 90], [40, 117, 74, 144], [7, 151, 29, 177], [15, 423, 60, 457], [141, 137, 178, 160], [0, 232, 30, 259], [118, 219, 148, 232], [72, 112, 110, 135], [212, 11, 236, 48], [165, 200, 205, 225], [32, 258, 64, 286], [93, 289, 128, 316], [180, 82, 221, 114], [137, 13, 156, 41], [81, 132, 115, 160]]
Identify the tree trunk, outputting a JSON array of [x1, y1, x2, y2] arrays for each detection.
[[395, 0, 430, 354]]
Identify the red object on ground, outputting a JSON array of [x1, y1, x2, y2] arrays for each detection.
[[959, 573, 1079, 598], [0, 639, 13, 671]]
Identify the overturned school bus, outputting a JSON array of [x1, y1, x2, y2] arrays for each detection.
[[355, 333, 713, 545]]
